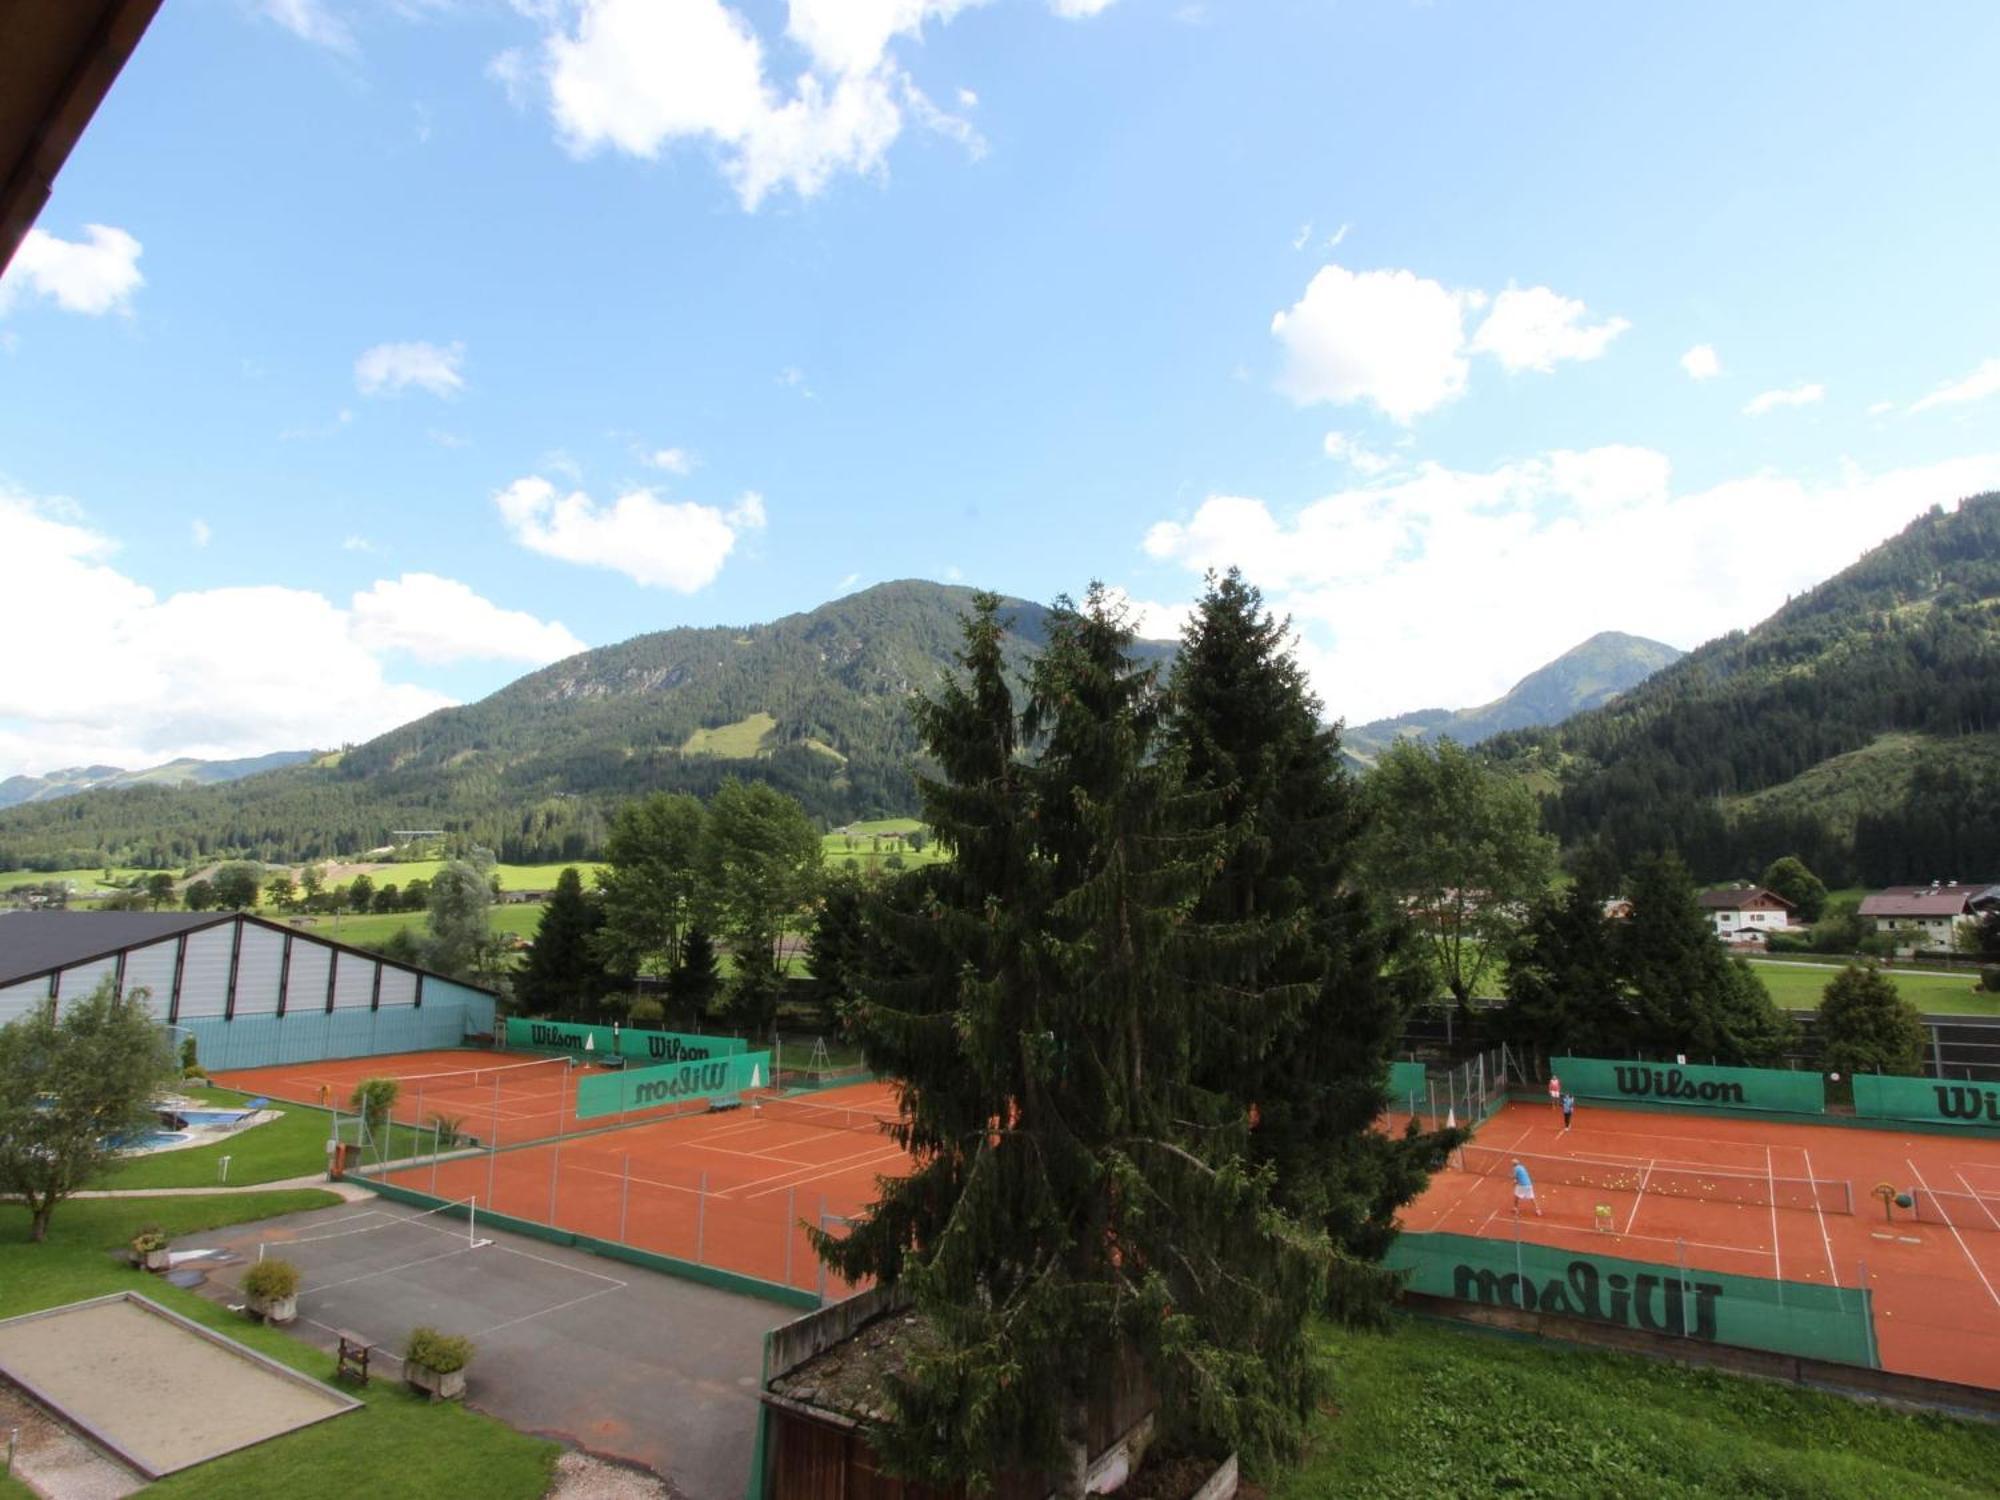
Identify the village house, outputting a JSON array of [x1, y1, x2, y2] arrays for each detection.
[[1696, 886, 1795, 943], [1859, 882, 2000, 954]]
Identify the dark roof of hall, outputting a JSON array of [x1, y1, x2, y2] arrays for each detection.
[[0, 910, 223, 988]]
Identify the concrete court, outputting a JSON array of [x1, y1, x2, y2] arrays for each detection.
[[177, 1197, 791, 1500]]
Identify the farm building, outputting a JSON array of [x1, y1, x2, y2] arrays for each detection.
[[1859, 882, 2000, 953], [0, 910, 495, 1070]]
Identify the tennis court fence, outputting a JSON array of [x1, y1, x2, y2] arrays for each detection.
[[342, 1086, 902, 1305], [1453, 1144, 1857, 1215], [1388, 1044, 1514, 1130], [1388, 1230, 1878, 1369]]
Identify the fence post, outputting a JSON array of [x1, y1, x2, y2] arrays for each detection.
[[786, 1185, 797, 1287], [1931, 1024, 1944, 1080], [430, 1120, 440, 1195], [620, 1154, 631, 1243], [1858, 1258, 1878, 1367], [548, 1137, 561, 1225], [1428, 1080, 1438, 1131], [1676, 1239, 1691, 1337], [696, 1171, 709, 1263]]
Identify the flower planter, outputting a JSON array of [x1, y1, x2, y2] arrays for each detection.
[[141, 1248, 170, 1273], [250, 1292, 298, 1326], [405, 1363, 467, 1401]]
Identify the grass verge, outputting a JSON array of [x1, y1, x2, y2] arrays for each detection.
[[1270, 1316, 2000, 1499], [0, 1193, 557, 1499], [1746, 961, 1998, 1016]]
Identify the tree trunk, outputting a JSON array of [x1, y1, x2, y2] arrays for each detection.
[[1058, 1397, 1091, 1500], [30, 1206, 51, 1242]]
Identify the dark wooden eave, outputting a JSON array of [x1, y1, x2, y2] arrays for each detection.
[[0, 0, 166, 275]]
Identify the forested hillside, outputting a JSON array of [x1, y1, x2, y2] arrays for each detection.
[[0, 751, 315, 809], [1344, 631, 1682, 763], [0, 582, 1170, 868], [1488, 495, 2000, 885]]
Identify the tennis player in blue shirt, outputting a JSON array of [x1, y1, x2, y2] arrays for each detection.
[[1511, 1159, 1542, 1217]]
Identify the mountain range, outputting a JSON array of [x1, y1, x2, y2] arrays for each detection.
[[1, 494, 1995, 882], [0, 752, 315, 810], [1341, 631, 1683, 764]]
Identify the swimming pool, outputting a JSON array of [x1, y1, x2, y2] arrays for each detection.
[[174, 1110, 253, 1126], [113, 1131, 191, 1150]]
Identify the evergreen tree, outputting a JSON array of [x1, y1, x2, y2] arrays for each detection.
[[1760, 855, 1829, 923], [665, 928, 722, 1021], [821, 590, 1326, 1496], [1500, 853, 1631, 1056], [1167, 569, 1453, 1318], [1622, 853, 1795, 1065], [516, 867, 613, 1017], [806, 869, 869, 1029], [1816, 963, 1926, 1076]]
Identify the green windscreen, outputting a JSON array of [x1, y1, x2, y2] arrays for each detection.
[[1386, 1230, 1874, 1367], [1853, 1073, 2000, 1131], [506, 1017, 747, 1064], [575, 1049, 774, 1120], [1387, 1061, 1428, 1104], [1552, 1056, 1824, 1114]]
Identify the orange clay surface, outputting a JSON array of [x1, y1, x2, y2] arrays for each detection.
[[1403, 1098, 2000, 1390], [216, 1049, 913, 1298]]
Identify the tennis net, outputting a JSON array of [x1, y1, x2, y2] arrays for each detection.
[[753, 1094, 903, 1136], [1455, 1145, 1855, 1215], [1911, 1187, 2000, 1234], [386, 1055, 572, 1094]]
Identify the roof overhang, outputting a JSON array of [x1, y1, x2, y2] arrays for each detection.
[[0, 0, 166, 275]]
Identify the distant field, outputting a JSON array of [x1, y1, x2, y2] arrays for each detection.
[[1745, 959, 1998, 1016], [330, 860, 602, 892], [278, 903, 548, 949], [0, 865, 171, 892], [822, 817, 946, 872], [681, 711, 778, 757]]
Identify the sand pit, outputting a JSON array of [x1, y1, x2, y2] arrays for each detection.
[[0, 1293, 358, 1478]]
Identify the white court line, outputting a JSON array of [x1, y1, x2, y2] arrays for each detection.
[[722, 1137, 910, 1197], [1802, 1146, 1841, 1288], [744, 1145, 909, 1201], [1908, 1158, 2000, 1309], [1766, 1147, 1783, 1284], [302, 1243, 479, 1296], [473, 1282, 626, 1338], [1625, 1159, 1657, 1237], [1472, 1207, 1763, 1265], [1954, 1169, 2000, 1232], [1435, 1125, 1537, 1222]]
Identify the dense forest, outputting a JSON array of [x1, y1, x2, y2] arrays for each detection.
[[0, 582, 1171, 868], [1489, 494, 2000, 885]]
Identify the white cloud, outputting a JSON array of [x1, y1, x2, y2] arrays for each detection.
[[1099, 586, 1190, 642], [1324, 223, 1349, 250], [1271, 264, 1477, 423], [0, 226, 144, 316], [1744, 383, 1824, 416], [258, 0, 357, 54], [349, 573, 585, 664], [1141, 451, 2000, 725], [1909, 358, 2000, 414], [643, 446, 694, 474], [190, 519, 212, 548], [341, 535, 373, 551], [1681, 344, 1722, 381], [0, 490, 569, 772], [495, 475, 766, 590], [355, 340, 465, 398], [521, 0, 1071, 209], [1322, 431, 1396, 476], [1469, 285, 1629, 373], [1050, 0, 1116, 15], [1271, 262, 1628, 422], [1291, 222, 1313, 252], [1868, 400, 1896, 417]]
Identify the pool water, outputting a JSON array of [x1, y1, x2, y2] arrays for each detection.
[[113, 1131, 191, 1149], [175, 1110, 252, 1126]]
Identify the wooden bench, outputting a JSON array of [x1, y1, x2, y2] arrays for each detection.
[[335, 1329, 373, 1386]]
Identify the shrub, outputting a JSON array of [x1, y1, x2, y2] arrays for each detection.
[[179, 1036, 199, 1072], [243, 1258, 301, 1299], [405, 1327, 475, 1373], [627, 996, 665, 1025], [130, 1226, 168, 1254], [1982, 965, 2000, 995], [1816, 963, 1926, 1077], [427, 1112, 466, 1147], [349, 1077, 401, 1134]]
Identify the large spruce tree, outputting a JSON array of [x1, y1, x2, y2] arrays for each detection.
[[1166, 569, 1453, 1317], [820, 589, 1325, 1496], [515, 867, 613, 1017], [1623, 852, 1795, 1065]]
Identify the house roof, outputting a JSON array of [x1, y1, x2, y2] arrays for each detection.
[[1859, 885, 2000, 918], [0, 910, 224, 987], [0, 910, 498, 996], [1696, 887, 1793, 911], [0, 0, 166, 274]]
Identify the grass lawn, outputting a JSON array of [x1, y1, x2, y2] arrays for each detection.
[[94, 1087, 431, 1190], [1271, 1316, 2000, 1499], [0, 1193, 556, 1500], [283, 902, 548, 950], [356, 861, 602, 892], [0, 865, 169, 892], [1746, 960, 1999, 1016]]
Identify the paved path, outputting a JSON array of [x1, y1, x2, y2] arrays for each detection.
[[6, 1173, 371, 1203]]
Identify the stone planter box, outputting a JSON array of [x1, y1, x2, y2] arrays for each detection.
[[406, 1363, 467, 1401], [136, 1248, 170, 1273], [249, 1293, 298, 1327]]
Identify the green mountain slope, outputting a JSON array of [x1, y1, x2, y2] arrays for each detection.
[[0, 582, 1170, 868], [1344, 631, 1682, 763], [1489, 494, 2000, 885], [0, 751, 316, 810]]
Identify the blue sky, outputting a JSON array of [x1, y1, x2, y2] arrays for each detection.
[[4, 0, 1999, 774]]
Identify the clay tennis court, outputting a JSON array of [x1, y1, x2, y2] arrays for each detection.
[[213, 1048, 662, 1148], [1404, 1098, 2000, 1389], [374, 1078, 912, 1299]]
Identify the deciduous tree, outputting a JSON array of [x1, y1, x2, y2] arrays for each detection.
[[594, 794, 706, 980], [425, 862, 496, 982], [0, 979, 175, 1241], [1760, 855, 1829, 923], [211, 862, 262, 910], [1816, 963, 1925, 1077]]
